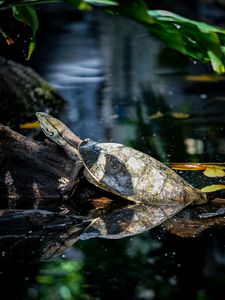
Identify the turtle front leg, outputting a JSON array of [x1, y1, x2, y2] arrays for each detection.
[[58, 160, 84, 200]]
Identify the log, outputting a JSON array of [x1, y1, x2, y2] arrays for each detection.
[[0, 124, 128, 260], [0, 124, 86, 259], [0, 124, 122, 215], [0, 124, 76, 211], [163, 198, 225, 238], [0, 56, 65, 127]]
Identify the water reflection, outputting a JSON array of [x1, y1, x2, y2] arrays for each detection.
[[5, 6, 225, 300], [32, 12, 105, 141]]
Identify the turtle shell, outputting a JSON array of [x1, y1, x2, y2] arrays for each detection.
[[79, 141, 207, 207]]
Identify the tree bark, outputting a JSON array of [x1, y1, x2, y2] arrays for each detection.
[[0, 56, 65, 127], [0, 125, 87, 259], [0, 124, 124, 260], [0, 124, 80, 211]]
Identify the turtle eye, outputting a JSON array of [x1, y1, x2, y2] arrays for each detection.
[[43, 127, 54, 137]]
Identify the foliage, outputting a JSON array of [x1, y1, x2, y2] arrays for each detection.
[[27, 259, 85, 300], [170, 163, 225, 192], [108, 1, 225, 74], [147, 10, 225, 74], [201, 184, 225, 192], [80, 232, 225, 300], [1, 0, 225, 73]]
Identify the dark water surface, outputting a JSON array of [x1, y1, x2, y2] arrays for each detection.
[[4, 5, 225, 300]]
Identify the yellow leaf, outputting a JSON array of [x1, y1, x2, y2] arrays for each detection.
[[78, 2, 92, 10], [170, 162, 225, 171], [170, 163, 207, 170], [170, 112, 190, 119], [185, 74, 224, 82], [148, 111, 164, 120], [20, 121, 40, 129], [204, 167, 225, 177], [201, 184, 225, 193]]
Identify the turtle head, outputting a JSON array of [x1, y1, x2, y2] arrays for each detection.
[[36, 112, 83, 160], [36, 112, 67, 146]]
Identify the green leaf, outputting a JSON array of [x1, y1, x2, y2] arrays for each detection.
[[27, 38, 36, 60], [208, 49, 225, 74], [12, 5, 39, 35], [36, 275, 54, 285], [106, 2, 225, 73], [147, 10, 225, 73], [112, 0, 155, 24], [64, 0, 92, 10], [84, 0, 118, 5], [12, 5, 39, 59], [148, 10, 225, 34], [2, 0, 225, 73]]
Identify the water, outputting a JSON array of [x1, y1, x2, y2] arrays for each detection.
[[3, 5, 225, 300]]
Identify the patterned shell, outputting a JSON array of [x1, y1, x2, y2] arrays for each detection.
[[79, 141, 207, 207]]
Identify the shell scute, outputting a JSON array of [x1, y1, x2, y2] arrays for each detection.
[[80, 142, 205, 206]]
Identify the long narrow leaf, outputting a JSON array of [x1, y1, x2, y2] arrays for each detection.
[[84, 0, 118, 5], [12, 5, 39, 35], [12, 5, 39, 58]]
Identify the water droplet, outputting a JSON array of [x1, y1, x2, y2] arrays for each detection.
[[155, 275, 163, 281], [147, 258, 155, 264], [187, 37, 197, 44], [174, 24, 181, 29], [168, 276, 177, 285], [200, 94, 207, 99]]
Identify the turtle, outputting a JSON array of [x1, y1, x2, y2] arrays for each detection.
[[36, 112, 207, 211]]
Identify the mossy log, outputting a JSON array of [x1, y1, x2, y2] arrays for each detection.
[[0, 56, 65, 127]]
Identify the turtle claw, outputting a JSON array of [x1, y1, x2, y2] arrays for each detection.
[[58, 177, 70, 191], [58, 161, 83, 199]]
